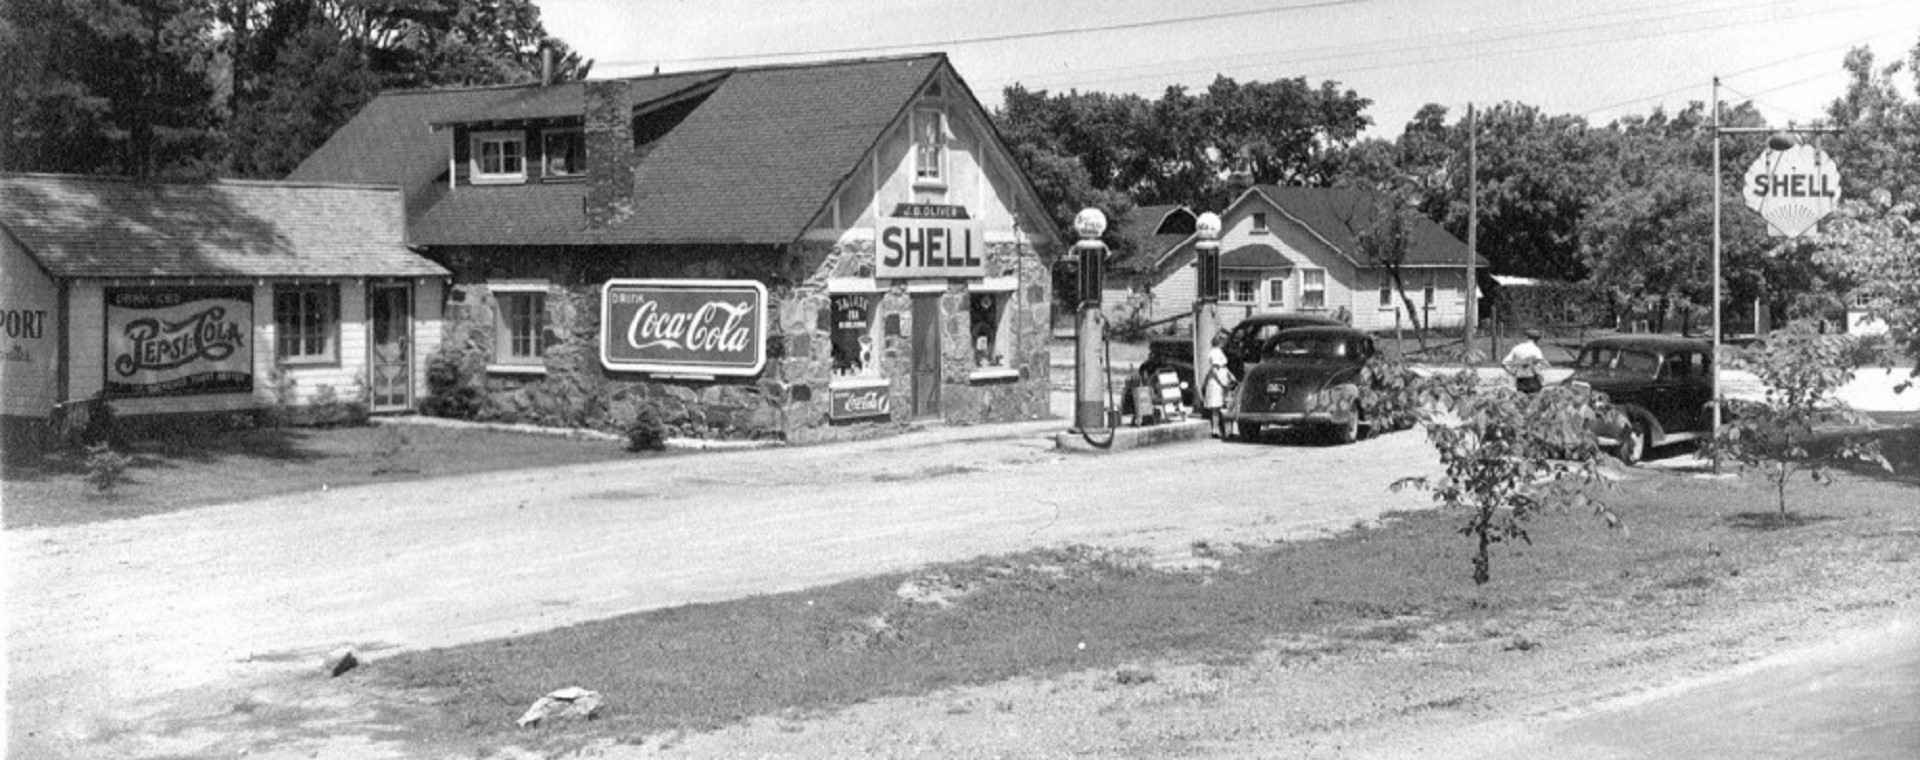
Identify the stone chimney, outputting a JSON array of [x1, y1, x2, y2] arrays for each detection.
[[584, 80, 636, 228]]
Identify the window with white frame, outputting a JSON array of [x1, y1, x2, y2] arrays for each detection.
[[490, 285, 547, 366], [1379, 278, 1393, 309], [968, 291, 1012, 369], [542, 128, 585, 178], [274, 284, 338, 364], [471, 131, 527, 183], [1225, 278, 1257, 304], [1423, 283, 1436, 309], [830, 293, 882, 377], [1252, 212, 1269, 233], [1301, 269, 1327, 309], [1268, 277, 1286, 308], [914, 109, 946, 184]]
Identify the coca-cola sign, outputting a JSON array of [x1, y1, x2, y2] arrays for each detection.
[[600, 279, 767, 375], [105, 287, 253, 396], [829, 383, 893, 422]]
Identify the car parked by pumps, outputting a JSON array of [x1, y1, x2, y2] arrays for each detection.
[[1125, 312, 1346, 411], [1226, 325, 1378, 444], [1562, 334, 1716, 464]]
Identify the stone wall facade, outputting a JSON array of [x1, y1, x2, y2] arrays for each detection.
[[423, 237, 1052, 443]]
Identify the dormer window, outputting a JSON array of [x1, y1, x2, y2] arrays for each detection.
[[914, 109, 946, 186], [471, 131, 526, 184], [542, 128, 585, 178]]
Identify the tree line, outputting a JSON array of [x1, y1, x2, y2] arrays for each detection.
[[992, 40, 1920, 343], [2, 5, 1913, 361], [1, 0, 585, 179]]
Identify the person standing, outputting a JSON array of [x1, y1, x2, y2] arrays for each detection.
[[1202, 332, 1237, 437], [1503, 328, 1547, 394]]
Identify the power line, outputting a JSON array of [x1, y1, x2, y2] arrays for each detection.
[[1580, 26, 1899, 120], [1000, 0, 1883, 93], [595, 0, 1380, 68], [995, 0, 1784, 92]]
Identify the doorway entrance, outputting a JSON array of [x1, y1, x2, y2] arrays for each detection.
[[368, 283, 412, 412], [910, 294, 941, 418]]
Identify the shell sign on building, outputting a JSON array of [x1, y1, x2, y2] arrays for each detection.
[[1742, 144, 1842, 238], [600, 279, 768, 376], [876, 203, 985, 279]]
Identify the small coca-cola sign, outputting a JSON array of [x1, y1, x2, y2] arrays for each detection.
[[830, 383, 893, 421], [601, 279, 767, 376]]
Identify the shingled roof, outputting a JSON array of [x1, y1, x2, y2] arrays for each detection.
[[290, 54, 962, 247], [1246, 185, 1487, 268], [1108, 205, 1196, 274], [0, 173, 445, 279]]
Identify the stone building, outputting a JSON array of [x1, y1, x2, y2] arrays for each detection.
[[290, 54, 1061, 443]]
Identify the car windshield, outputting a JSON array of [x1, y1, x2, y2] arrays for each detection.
[[1266, 336, 1359, 359], [1573, 346, 1660, 377]]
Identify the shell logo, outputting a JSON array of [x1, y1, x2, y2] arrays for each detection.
[[1741, 144, 1842, 238]]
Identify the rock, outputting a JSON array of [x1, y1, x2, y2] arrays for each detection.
[[516, 687, 605, 728], [322, 647, 358, 677]]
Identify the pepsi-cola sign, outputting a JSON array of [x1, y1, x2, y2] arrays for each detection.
[[601, 279, 767, 375]]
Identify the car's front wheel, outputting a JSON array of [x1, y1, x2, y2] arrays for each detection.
[[1330, 405, 1361, 445]]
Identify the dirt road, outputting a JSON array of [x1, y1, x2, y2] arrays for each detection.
[[9, 367, 1915, 758], [7, 417, 1442, 758]]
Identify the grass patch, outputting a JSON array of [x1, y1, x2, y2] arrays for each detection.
[[356, 468, 1920, 750], [1, 424, 639, 529]]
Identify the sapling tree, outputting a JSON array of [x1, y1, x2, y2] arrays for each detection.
[[1393, 379, 1620, 584], [1710, 320, 1891, 515]]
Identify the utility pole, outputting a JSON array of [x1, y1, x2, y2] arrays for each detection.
[[1465, 102, 1479, 353], [1712, 77, 1723, 450]]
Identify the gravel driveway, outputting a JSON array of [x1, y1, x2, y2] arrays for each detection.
[[8, 364, 1913, 758], [8, 412, 1442, 758]]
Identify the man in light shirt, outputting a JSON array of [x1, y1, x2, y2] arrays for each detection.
[[1503, 329, 1546, 394]]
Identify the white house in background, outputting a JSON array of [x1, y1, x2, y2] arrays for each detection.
[[1847, 291, 1890, 336], [1100, 204, 1196, 323], [1105, 185, 1485, 332]]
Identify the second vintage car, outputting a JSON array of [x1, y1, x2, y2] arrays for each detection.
[[1125, 312, 1346, 412], [1226, 325, 1378, 444], [1563, 334, 1716, 464]]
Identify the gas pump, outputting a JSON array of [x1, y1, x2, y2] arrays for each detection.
[[1069, 208, 1111, 435]]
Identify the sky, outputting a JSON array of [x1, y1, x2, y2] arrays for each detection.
[[536, 0, 1920, 137]]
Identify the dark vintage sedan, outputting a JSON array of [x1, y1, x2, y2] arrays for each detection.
[[1226, 326, 1377, 444], [1562, 334, 1716, 464], [1126, 312, 1346, 411]]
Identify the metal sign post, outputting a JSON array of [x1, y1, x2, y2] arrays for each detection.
[[1709, 75, 1845, 467]]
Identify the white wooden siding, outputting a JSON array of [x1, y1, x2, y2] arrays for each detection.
[[2, 235, 60, 417]]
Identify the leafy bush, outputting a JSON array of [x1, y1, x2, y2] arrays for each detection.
[[1709, 321, 1890, 514], [1389, 376, 1620, 584], [83, 442, 132, 494], [625, 409, 668, 452], [307, 385, 368, 427], [420, 355, 484, 420]]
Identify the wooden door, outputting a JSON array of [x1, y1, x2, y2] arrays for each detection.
[[910, 294, 941, 418]]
